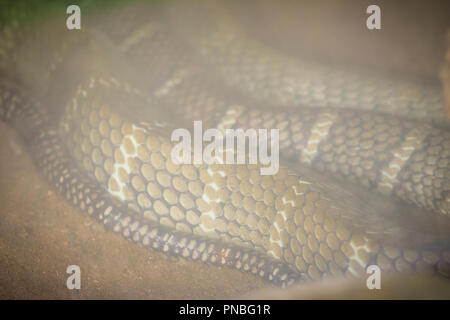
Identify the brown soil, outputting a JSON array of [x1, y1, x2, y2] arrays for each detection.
[[0, 124, 265, 299]]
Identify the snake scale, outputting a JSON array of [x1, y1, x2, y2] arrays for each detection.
[[1, 0, 450, 288]]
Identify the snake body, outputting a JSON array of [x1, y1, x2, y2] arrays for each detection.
[[1, 0, 450, 287]]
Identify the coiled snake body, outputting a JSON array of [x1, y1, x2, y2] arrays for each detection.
[[1, 0, 450, 287]]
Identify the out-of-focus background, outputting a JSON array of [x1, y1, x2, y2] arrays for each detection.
[[0, 0, 449, 299]]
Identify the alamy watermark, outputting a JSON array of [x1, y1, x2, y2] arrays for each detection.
[[366, 5, 381, 30], [66, 4, 381, 31], [66, 265, 81, 290], [366, 265, 381, 289], [66, 5, 81, 30], [171, 121, 279, 175]]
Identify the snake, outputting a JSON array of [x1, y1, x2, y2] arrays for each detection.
[[1, 0, 450, 288]]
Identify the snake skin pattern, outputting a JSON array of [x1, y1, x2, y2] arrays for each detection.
[[163, 0, 447, 125], [1, 0, 450, 287]]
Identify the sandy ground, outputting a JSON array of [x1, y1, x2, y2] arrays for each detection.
[[0, 125, 265, 299], [0, 0, 449, 299]]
